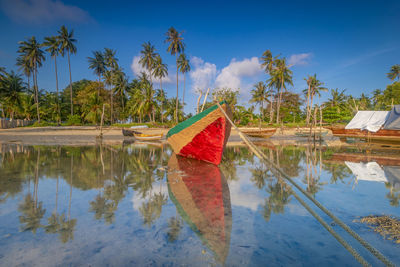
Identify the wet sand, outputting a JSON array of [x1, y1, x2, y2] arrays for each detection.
[[0, 126, 343, 146]]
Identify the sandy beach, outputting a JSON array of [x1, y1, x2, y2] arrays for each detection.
[[0, 126, 343, 146]]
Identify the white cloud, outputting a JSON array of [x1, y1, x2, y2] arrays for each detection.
[[288, 53, 312, 67], [130, 55, 173, 83], [0, 0, 93, 24], [189, 56, 217, 93], [215, 57, 263, 90]]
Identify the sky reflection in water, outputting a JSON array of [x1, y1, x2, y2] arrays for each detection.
[[0, 143, 399, 266]]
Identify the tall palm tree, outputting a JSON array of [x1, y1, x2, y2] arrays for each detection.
[[387, 64, 400, 81], [103, 48, 118, 122], [267, 58, 293, 124], [43, 36, 61, 124], [250, 81, 268, 125], [16, 56, 32, 93], [153, 54, 168, 123], [87, 51, 106, 83], [165, 27, 185, 123], [325, 88, 347, 113], [58, 25, 77, 116], [303, 74, 327, 125], [177, 53, 190, 107], [18, 36, 45, 122], [139, 42, 157, 85], [113, 67, 128, 115]]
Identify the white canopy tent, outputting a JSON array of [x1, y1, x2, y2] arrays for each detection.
[[345, 111, 389, 132]]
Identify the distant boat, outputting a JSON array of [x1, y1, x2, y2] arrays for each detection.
[[327, 106, 400, 141], [241, 128, 277, 138], [167, 101, 232, 165], [134, 133, 163, 141], [167, 154, 231, 264]]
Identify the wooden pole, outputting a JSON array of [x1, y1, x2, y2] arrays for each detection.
[[201, 88, 210, 113]]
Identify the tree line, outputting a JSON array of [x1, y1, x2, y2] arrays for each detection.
[[0, 25, 399, 126]]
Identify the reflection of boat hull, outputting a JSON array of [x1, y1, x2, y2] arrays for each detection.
[[167, 101, 232, 165], [241, 128, 276, 138], [326, 127, 400, 141], [167, 154, 231, 263]]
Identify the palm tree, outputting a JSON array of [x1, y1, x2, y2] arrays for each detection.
[[165, 27, 185, 123], [16, 56, 32, 93], [43, 36, 61, 124], [0, 71, 26, 119], [153, 55, 168, 123], [113, 67, 128, 115], [58, 25, 77, 116], [17, 36, 45, 122], [87, 50, 106, 94], [250, 81, 268, 126], [303, 74, 327, 125], [177, 53, 190, 107], [103, 48, 118, 122], [325, 88, 347, 112], [139, 42, 157, 85], [267, 58, 293, 124], [387, 64, 400, 81]]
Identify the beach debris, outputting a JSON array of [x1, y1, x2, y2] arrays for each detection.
[[355, 215, 400, 243]]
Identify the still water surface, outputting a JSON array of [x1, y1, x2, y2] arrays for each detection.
[[0, 143, 399, 266]]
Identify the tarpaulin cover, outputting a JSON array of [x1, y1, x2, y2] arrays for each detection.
[[383, 105, 400, 130], [345, 161, 387, 182], [345, 111, 389, 132]]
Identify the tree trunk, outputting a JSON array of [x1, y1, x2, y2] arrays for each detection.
[[175, 55, 179, 123], [160, 79, 164, 124], [196, 91, 203, 114], [269, 91, 273, 123], [110, 85, 113, 124], [305, 83, 311, 126], [182, 73, 186, 107], [68, 50, 73, 116], [34, 64, 40, 123], [54, 56, 60, 125], [276, 87, 282, 124]]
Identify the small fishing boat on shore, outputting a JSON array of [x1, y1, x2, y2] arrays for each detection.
[[167, 101, 232, 165], [122, 128, 141, 137], [134, 133, 163, 141], [327, 105, 400, 141], [240, 128, 277, 138]]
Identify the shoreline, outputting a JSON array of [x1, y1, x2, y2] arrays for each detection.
[[0, 126, 344, 147]]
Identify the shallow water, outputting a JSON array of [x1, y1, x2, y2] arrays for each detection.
[[0, 143, 399, 266]]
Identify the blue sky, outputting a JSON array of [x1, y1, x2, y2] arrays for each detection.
[[0, 0, 399, 114]]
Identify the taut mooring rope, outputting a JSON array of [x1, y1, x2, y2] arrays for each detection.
[[216, 103, 395, 267]]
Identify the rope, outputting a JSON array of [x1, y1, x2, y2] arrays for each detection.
[[216, 103, 395, 267]]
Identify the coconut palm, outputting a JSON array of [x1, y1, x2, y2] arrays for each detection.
[[250, 81, 268, 125], [103, 48, 118, 122], [103, 48, 118, 70], [16, 56, 32, 93], [177, 53, 190, 107], [112, 67, 128, 114], [58, 25, 77, 116], [387, 64, 400, 81], [103, 70, 114, 123], [325, 88, 347, 112], [17, 36, 45, 122], [139, 42, 157, 84], [87, 51, 106, 83], [303, 74, 327, 125], [165, 27, 185, 123], [153, 55, 168, 123], [43, 36, 62, 124], [0, 71, 26, 119], [260, 49, 276, 74], [267, 58, 293, 124]]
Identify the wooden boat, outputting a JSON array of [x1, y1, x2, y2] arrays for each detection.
[[167, 101, 232, 165], [167, 154, 231, 263], [122, 128, 142, 137], [240, 128, 276, 138], [326, 126, 400, 141], [133, 133, 163, 141]]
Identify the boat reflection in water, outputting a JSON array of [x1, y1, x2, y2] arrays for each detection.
[[167, 154, 232, 264]]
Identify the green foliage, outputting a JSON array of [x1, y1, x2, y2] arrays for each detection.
[[66, 115, 82, 126]]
